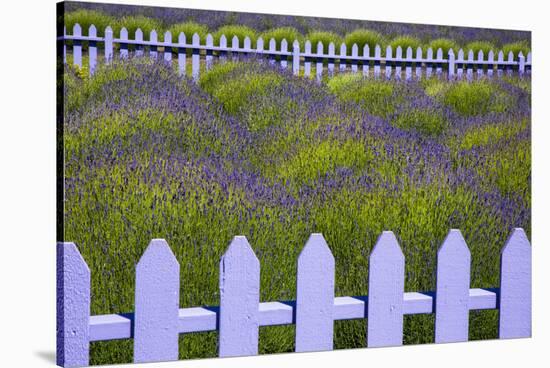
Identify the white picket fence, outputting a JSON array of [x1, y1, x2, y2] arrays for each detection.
[[59, 24, 532, 81], [57, 228, 531, 367]]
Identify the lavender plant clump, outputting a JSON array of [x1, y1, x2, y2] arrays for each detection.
[[62, 51, 530, 364]]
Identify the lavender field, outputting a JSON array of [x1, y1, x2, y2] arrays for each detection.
[[61, 53, 530, 364]]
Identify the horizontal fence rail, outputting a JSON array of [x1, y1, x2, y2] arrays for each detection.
[[58, 24, 532, 81], [57, 228, 531, 367]]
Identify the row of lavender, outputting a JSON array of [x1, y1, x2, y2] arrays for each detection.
[[57, 228, 531, 367], [60, 24, 532, 80]]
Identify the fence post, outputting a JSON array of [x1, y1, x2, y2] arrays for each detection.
[[57, 242, 90, 368], [296, 234, 335, 352], [177, 32, 186, 77], [435, 230, 471, 343], [328, 42, 335, 76], [120, 28, 129, 59], [88, 25, 97, 75], [164, 31, 172, 62], [192, 33, 200, 82], [448, 49, 455, 80], [339, 43, 347, 72], [367, 232, 405, 347], [206, 34, 214, 70], [219, 236, 260, 357], [316, 41, 324, 82], [134, 239, 180, 363], [292, 40, 300, 76], [499, 228, 531, 338], [304, 40, 311, 77], [518, 52, 525, 76], [72, 24, 82, 68], [280, 39, 288, 69]]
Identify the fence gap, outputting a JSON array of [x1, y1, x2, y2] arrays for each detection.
[[296, 234, 335, 352], [435, 230, 471, 343], [219, 236, 260, 357], [134, 239, 180, 363], [499, 228, 531, 338]]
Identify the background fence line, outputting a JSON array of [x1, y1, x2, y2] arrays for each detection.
[[59, 24, 532, 81], [57, 228, 531, 368]]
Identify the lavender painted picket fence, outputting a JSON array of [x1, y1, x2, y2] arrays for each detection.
[[59, 24, 532, 81], [57, 228, 531, 367]]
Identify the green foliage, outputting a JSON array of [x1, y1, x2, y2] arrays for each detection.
[[390, 36, 422, 52], [114, 15, 163, 40], [502, 41, 531, 59], [168, 21, 209, 42], [64, 9, 116, 36], [260, 27, 303, 49], [214, 25, 258, 47], [328, 74, 396, 117], [305, 31, 343, 53], [392, 109, 447, 136], [442, 80, 514, 116], [344, 29, 385, 56], [426, 38, 460, 56], [459, 119, 529, 150], [465, 41, 496, 59]]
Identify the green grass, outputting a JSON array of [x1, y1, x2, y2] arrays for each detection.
[[426, 38, 460, 56], [465, 41, 496, 58], [63, 9, 116, 36], [344, 29, 386, 56], [392, 109, 447, 136], [390, 36, 422, 52], [305, 31, 343, 53], [214, 25, 258, 47], [114, 15, 164, 40], [168, 21, 209, 42], [442, 80, 515, 116], [260, 27, 303, 49], [502, 41, 531, 59]]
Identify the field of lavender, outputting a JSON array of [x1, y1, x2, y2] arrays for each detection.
[[62, 55, 530, 364]]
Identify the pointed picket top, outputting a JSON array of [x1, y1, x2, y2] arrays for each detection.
[[518, 51, 524, 58], [406, 46, 413, 59], [150, 29, 157, 41], [57, 242, 90, 367], [526, 52, 531, 63], [281, 38, 288, 51], [120, 27, 128, 39], [477, 49, 484, 61], [269, 38, 276, 50], [230, 35, 238, 49], [488, 49, 494, 61], [313, 41, 322, 55], [435, 229, 471, 343], [135, 28, 143, 40], [164, 30, 172, 42], [205, 33, 212, 45], [178, 32, 186, 44], [498, 50, 504, 61], [467, 49, 474, 61], [88, 25, 97, 75], [458, 48, 464, 60], [396, 46, 402, 58], [352, 43, 358, 56], [72, 23, 81, 36], [328, 42, 335, 55], [386, 45, 393, 58], [448, 48, 455, 57], [368, 231, 405, 347], [304, 40, 311, 53], [88, 24, 96, 37], [296, 233, 335, 352], [426, 47, 433, 59], [104, 26, 113, 62], [220, 34, 227, 48], [363, 44, 370, 57], [340, 42, 347, 55], [436, 48, 443, 60], [256, 36, 264, 51], [134, 239, 179, 363], [507, 51, 514, 62], [499, 228, 531, 339], [219, 236, 260, 357], [163, 31, 172, 62], [375, 44, 381, 57], [191, 32, 199, 45], [72, 24, 82, 68], [415, 46, 422, 59], [244, 36, 252, 50]]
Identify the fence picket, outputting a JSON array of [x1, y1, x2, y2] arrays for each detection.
[[426, 47, 433, 78], [487, 50, 494, 77], [385, 45, 393, 79], [448, 49, 455, 79], [63, 26, 67, 63], [350, 44, 358, 73], [219, 236, 260, 357], [219, 35, 227, 61], [135, 28, 144, 57], [316, 42, 324, 82], [518, 52, 525, 76], [497, 50, 504, 77], [57, 242, 90, 368], [72, 24, 82, 68], [395, 46, 402, 79], [304, 40, 312, 77], [269, 38, 276, 65], [526, 52, 531, 74], [293, 40, 300, 76], [374, 44, 381, 78], [257, 37, 264, 54], [328, 42, 335, 76], [367, 232, 405, 347], [134, 239, 180, 363], [232, 35, 239, 61], [436, 48, 443, 77], [405, 47, 413, 80], [281, 39, 288, 69], [415, 47, 422, 79], [499, 228, 531, 338], [457, 49, 464, 79], [477, 50, 484, 78], [340, 43, 347, 72], [507, 51, 514, 76], [177, 32, 186, 77], [192, 33, 200, 81], [296, 234, 335, 352], [150, 30, 158, 58], [466, 49, 474, 81], [435, 230, 471, 343], [363, 45, 370, 76], [88, 25, 97, 75], [164, 31, 172, 62], [206, 34, 214, 70], [120, 28, 129, 59], [244, 36, 252, 52]]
